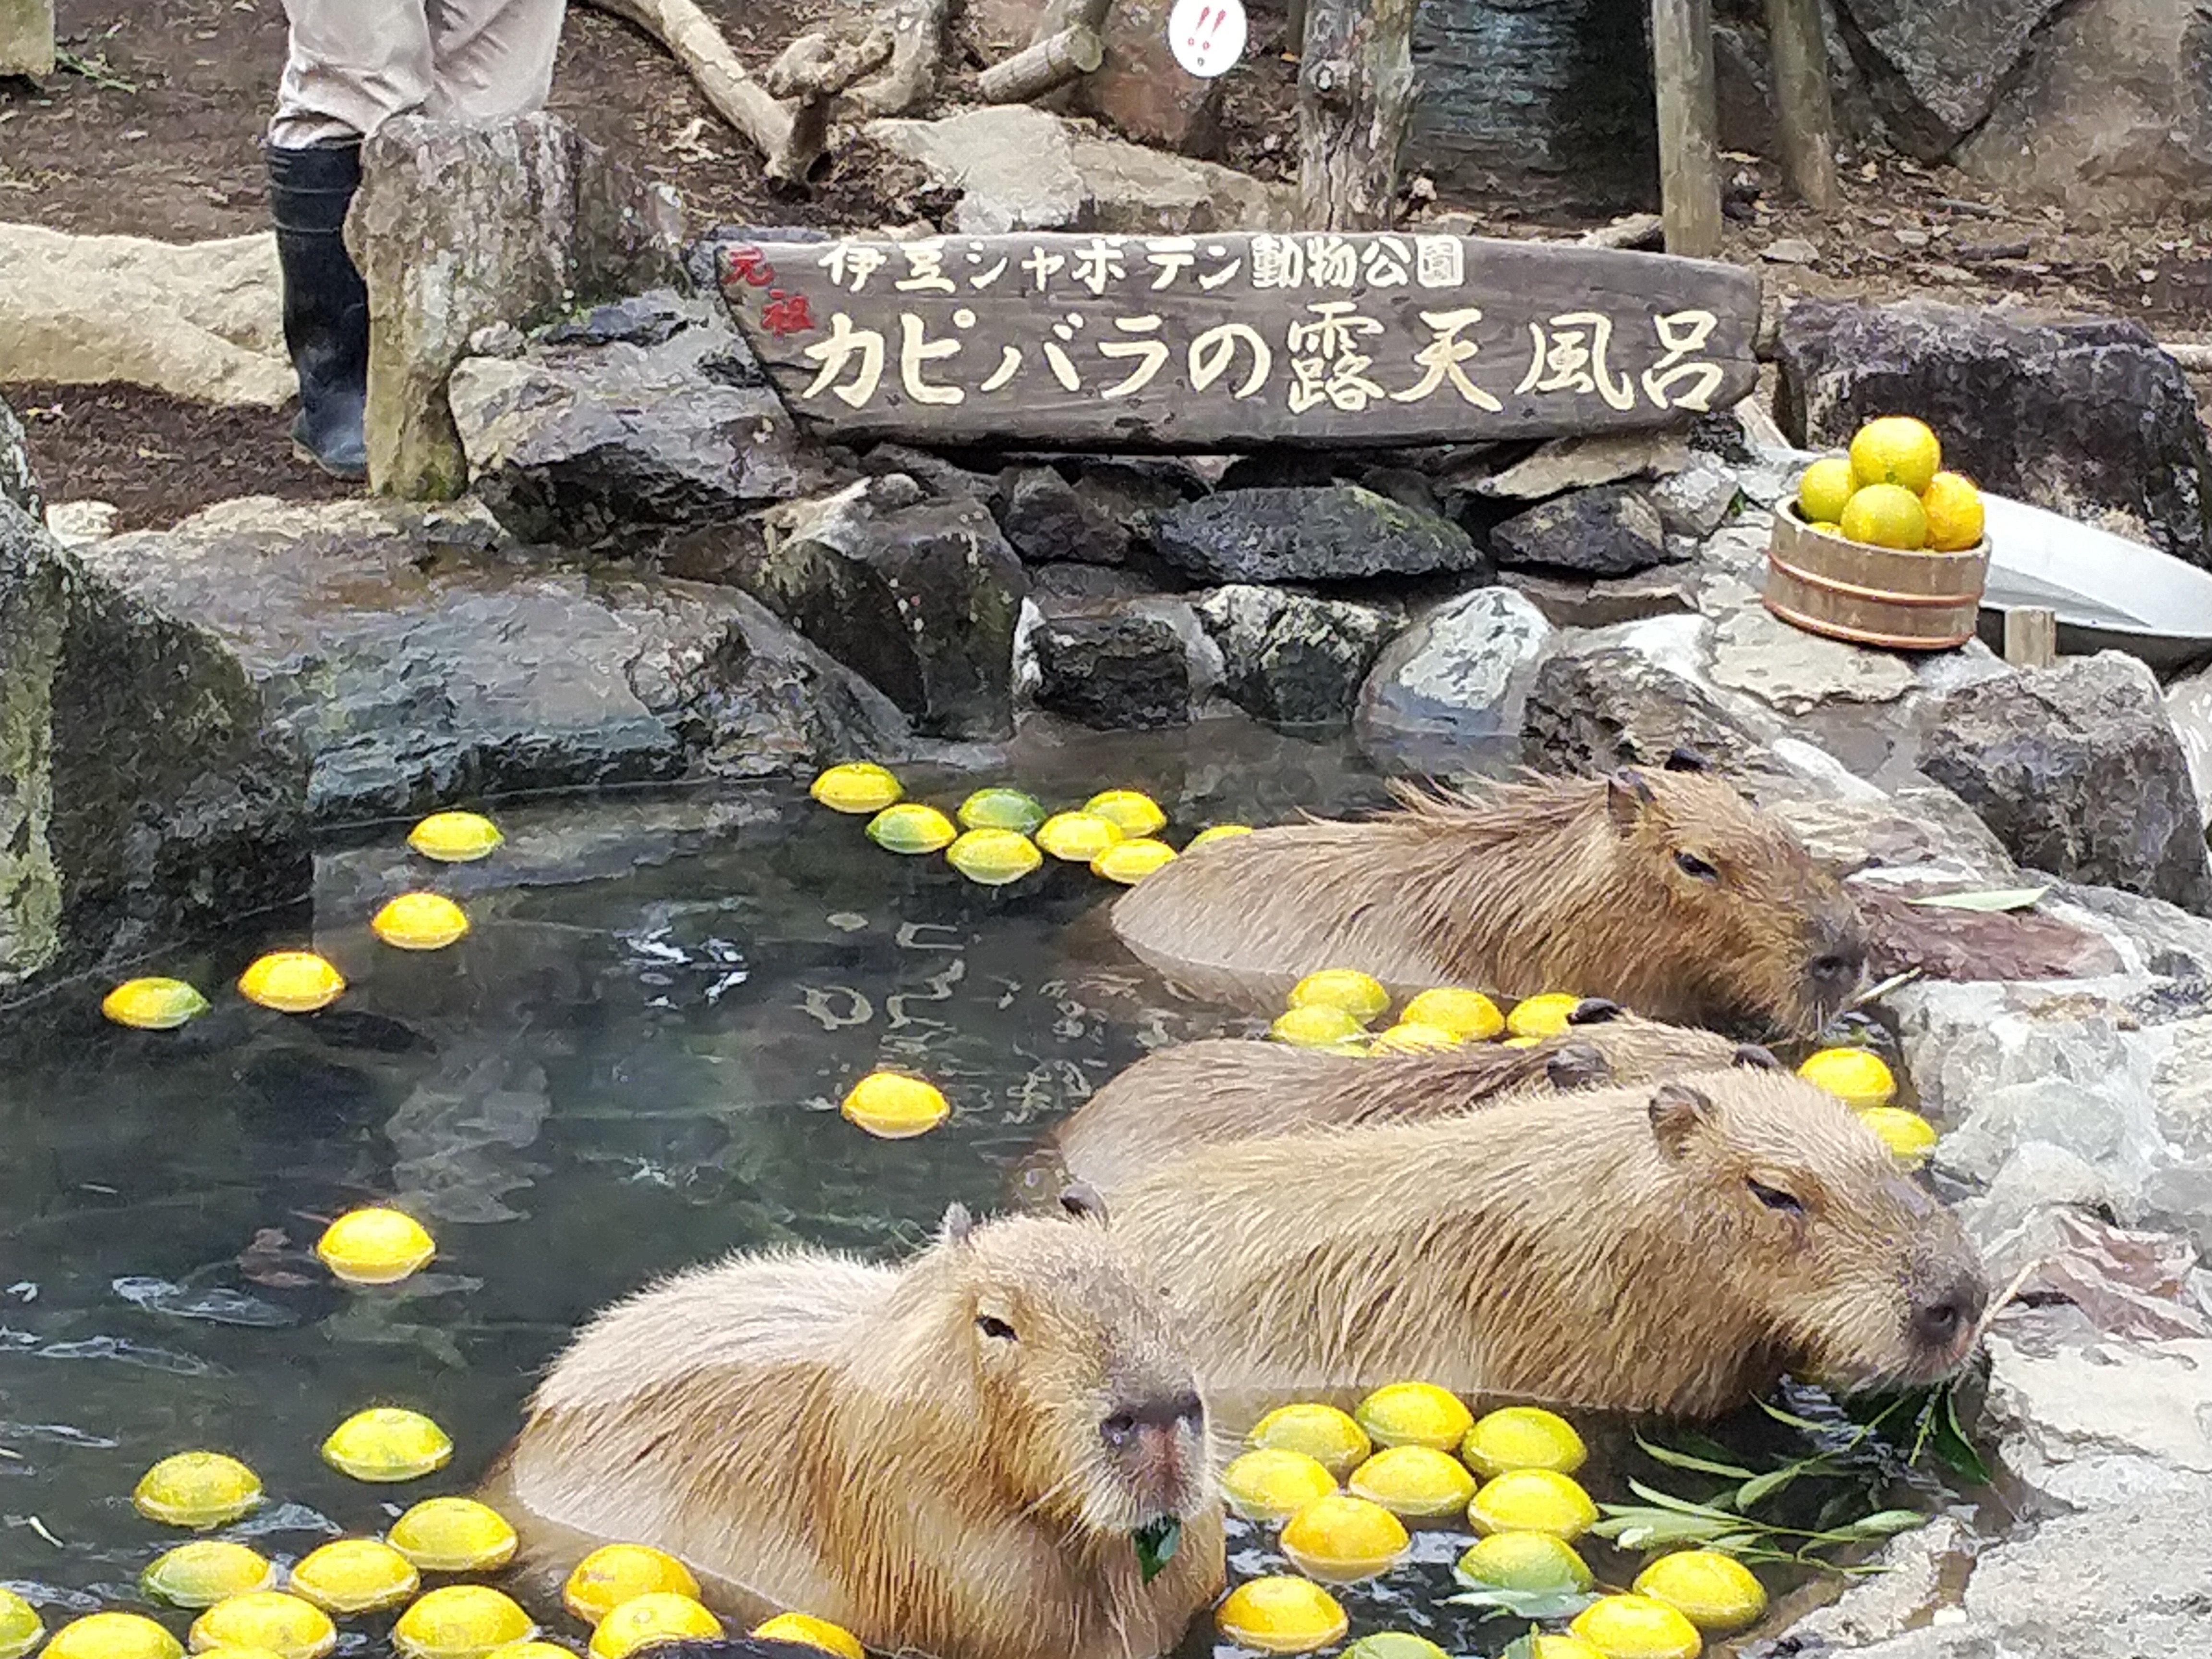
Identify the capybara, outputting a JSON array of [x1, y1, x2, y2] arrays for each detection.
[[1109, 765, 1868, 1038], [1051, 1004, 1779, 1194], [488, 1194, 1223, 1659], [1095, 1069, 1987, 1419]]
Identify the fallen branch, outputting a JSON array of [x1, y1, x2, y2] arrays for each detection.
[[1575, 212, 1664, 250], [2162, 341, 2212, 372], [843, 0, 954, 117], [764, 28, 895, 179], [977, 25, 1103, 103]]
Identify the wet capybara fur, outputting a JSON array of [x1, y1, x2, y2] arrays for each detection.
[[1052, 1003, 1779, 1194], [1097, 1068, 1987, 1418], [489, 1195, 1222, 1659], [1109, 765, 1867, 1038]]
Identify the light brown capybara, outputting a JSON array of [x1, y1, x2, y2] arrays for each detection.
[[1094, 1068, 1987, 1419], [1051, 1003, 1780, 1194], [486, 1194, 1222, 1659], [1109, 761, 1868, 1038]]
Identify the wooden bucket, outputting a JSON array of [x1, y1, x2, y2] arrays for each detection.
[[1763, 502, 1990, 651]]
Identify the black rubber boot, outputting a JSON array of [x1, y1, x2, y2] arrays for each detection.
[[267, 138, 370, 481]]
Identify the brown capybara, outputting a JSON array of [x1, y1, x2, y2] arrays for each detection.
[[1109, 764, 1868, 1038], [1095, 1068, 1987, 1419], [487, 1194, 1223, 1659], [1051, 1003, 1780, 1194]]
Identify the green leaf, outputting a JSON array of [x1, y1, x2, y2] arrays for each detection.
[[1933, 1385, 1993, 1486], [1735, 1463, 1807, 1509], [1635, 1433, 1759, 1479], [1591, 1511, 1737, 1549], [1839, 1509, 1929, 1538], [1499, 1630, 1544, 1659], [1132, 1516, 1179, 1583], [1625, 1479, 1744, 1520], [1446, 1586, 1598, 1622], [1755, 1396, 1843, 1436], [1906, 886, 2050, 913]]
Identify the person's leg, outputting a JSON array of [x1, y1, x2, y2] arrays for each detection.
[[266, 1, 435, 480], [425, 0, 567, 126]]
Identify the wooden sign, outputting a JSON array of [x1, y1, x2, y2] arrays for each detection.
[[714, 230, 1761, 450]]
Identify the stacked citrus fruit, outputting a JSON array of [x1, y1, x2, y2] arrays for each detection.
[[1796, 417, 1984, 553]]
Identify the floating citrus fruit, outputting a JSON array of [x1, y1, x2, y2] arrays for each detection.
[[1468, 1468, 1599, 1540], [1920, 470, 1985, 553], [133, 1451, 264, 1528], [237, 951, 344, 1014], [945, 828, 1043, 887], [1840, 483, 1928, 551], [316, 1206, 436, 1286], [143, 1540, 278, 1607], [1083, 790, 1166, 838], [1091, 838, 1175, 884], [1034, 811, 1122, 863], [1221, 1447, 1339, 1522], [1809, 520, 1843, 534], [1455, 1529, 1594, 1594], [1634, 1549, 1767, 1633], [408, 811, 504, 863], [1347, 1444, 1477, 1519], [1269, 1004, 1366, 1049], [1370, 1021, 1461, 1055], [1797, 1046, 1896, 1109], [1354, 1381, 1473, 1452], [372, 893, 470, 951], [1215, 1577, 1347, 1655], [188, 1646, 289, 1659], [1186, 824, 1254, 850], [289, 1539, 420, 1615], [392, 1587, 535, 1659], [562, 1544, 701, 1625], [811, 763, 903, 816], [1850, 416, 1942, 494], [189, 1593, 337, 1659], [1795, 455, 1857, 526], [866, 802, 957, 855], [956, 787, 1046, 834], [0, 1591, 38, 1659], [320, 1407, 453, 1482], [43, 1613, 182, 1659], [1288, 969, 1391, 1025], [1570, 1593, 1703, 1659], [1343, 1638, 1449, 1659], [841, 1070, 950, 1139], [750, 1614, 864, 1659], [1531, 1638, 1607, 1659], [485, 1647, 572, 1659], [386, 1498, 518, 1572], [1461, 1405, 1587, 1478], [1503, 1035, 1541, 1048], [1505, 992, 1581, 1039], [1249, 1402, 1371, 1479], [586, 1594, 721, 1659], [102, 977, 210, 1031], [1859, 1105, 1939, 1166], [1398, 987, 1504, 1041]]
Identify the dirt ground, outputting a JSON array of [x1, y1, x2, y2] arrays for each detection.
[[4, 0, 2210, 528]]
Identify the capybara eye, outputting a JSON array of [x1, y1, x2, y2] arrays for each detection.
[[1674, 850, 1720, 882], [1746, 1178, 1804, 1216], [975, 1314, 1017, 1341]]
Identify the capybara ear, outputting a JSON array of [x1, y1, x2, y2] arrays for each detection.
[[1058, 1182, 1110, 1227], [940, 1202, 975, 1246], [1732, 1043, 1784, 1070], [1647, 1082, 1713, 1157], [1544, 1042, 1613, 1092], [1566, 997, 1623, 1025], [1663, 745, 1713, 774], [1606, 769, 1657, 832]]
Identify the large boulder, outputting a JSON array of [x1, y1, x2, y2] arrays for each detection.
[[734, 477, 1029, 741], [994, 466, 1130, 567], [1919, 651, 2212, 914], [1197, 585, 1395, 729], [962, 0, 1225, 154], [1358, 587, 1553, 753], [1521, 626, 1772, 777], [1488, 484, 1671, 577], [1031, 612, 1190, 730], [445, 291, 824, 551], [1, 0, 54, 76], [75, 496, 908, 823], [1832, 0, 2070, 161], [351, 114, 686, 501], [1, 397, 39, 519], [1777, 300, 2212, 568], [1154, 487, 1488, 586], [0, 497, 310, 999]]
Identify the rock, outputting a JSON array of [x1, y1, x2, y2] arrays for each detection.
[[1758, 236, 1820, 265], [445, 290, 822, 551], [75, 496, 908, 822], [1358, 587, 1553, 753], [0, 497, 310, 998], [1521, 626, 1772, 777], [740, 479, 1028, 741], [1959, 0, 2212, 225], [1197, 584, 1395, 729], [1154, 486, 1487, 585], [2164, 663, 2212, 822], [1701, 569, 1919, 715], [1833, 0, 2068, 159], [1489, 484, 1670, 577], [1919, 651, 2212, 913], [1028, 563, 1160, 603], [0, 223, 293, 408], [1650, 457, 1739, 538], [1474, 433, 1690, 501], [351, 114, 686, 502], [858, 442, 996, 502], [1853, 885, 2127, 984], [994, 466, 1130, 566], [41, 501, 116, 548], [962, 0, 1224, 154], [0, 0, 53, 77], [0, 397, 39, 519], [1500, 568, 1697, 630], [1031, 612, 1190, 730], [1068, 136, 1296, 235], [865, 107, 1088, 234], [1777, 299, 2212, 568]]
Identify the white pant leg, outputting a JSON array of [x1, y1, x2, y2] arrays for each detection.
[[268, 0, 437, 147], [424, 0, 567, 125]]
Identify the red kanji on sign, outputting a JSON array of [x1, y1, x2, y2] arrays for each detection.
[[761, 290, 816, 337], [726, 244, 776, 288]]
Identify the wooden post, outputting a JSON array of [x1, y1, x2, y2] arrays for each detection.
[[1648, 0, 1722, 258], [1286, 0, 1310, 57], [2003, 607, 2058, 669], [0, 0, 55, 78], [1297, 0, 1421, 231], [978, 24, 1104, 102], [1763, 0, 1838, 210]]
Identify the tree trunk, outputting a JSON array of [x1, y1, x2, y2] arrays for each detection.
[[1649, 0, 1722, 257], [1297, 0, 1421, 231]]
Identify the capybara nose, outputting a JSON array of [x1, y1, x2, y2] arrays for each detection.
[[1102, 1391, 1204, 1450], [1910, 1276, 1987, 1349]]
